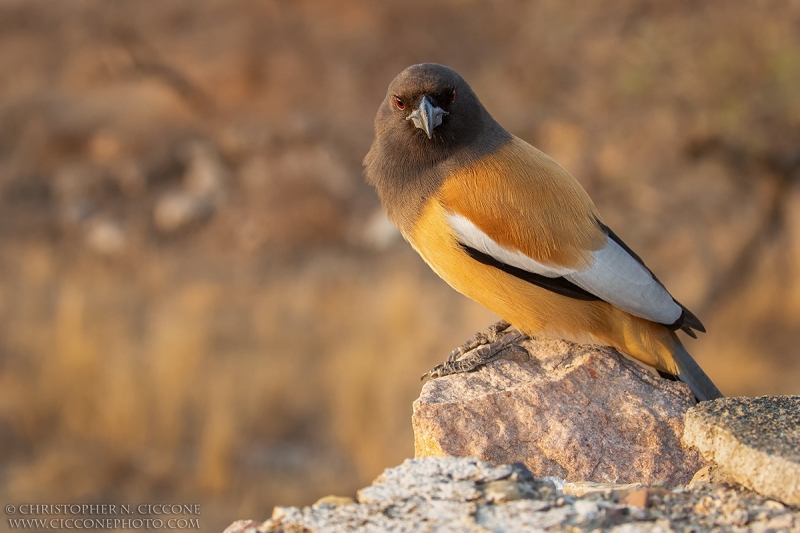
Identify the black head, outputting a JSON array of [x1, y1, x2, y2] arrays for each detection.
[[372, 64, 492, 159]]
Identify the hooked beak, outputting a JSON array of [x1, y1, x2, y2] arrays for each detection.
[[406, 95, 448, 139]]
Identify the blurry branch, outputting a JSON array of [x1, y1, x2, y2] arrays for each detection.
[[112, 28, 215, 115], [685, 136, 800, 317]]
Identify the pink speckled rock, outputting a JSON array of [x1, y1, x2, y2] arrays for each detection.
[[413, 337, 705, 485]]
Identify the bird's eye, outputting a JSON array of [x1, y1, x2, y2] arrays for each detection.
[[394, 97, 405, 110], [451, 89, 456, 102]]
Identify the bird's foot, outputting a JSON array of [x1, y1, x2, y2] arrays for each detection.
[[446, 320, 513, 362], [421, 321, 528, 380]]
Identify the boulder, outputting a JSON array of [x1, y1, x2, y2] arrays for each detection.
[[683, 395, 800, 505], [413, 337, 705, 485]]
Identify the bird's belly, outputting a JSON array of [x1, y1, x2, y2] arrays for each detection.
[[408, 198, 608, 345]]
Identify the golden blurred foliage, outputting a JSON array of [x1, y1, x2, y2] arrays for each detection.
[[0, 0, 799, 530]]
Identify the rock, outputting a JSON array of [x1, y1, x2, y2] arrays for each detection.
[[683, 395, 800, 505], [413, 337, 705, 485], [313, 495, 356, 507], [482, 479, 524, 503], [355, 456, 515, 505], [621, 488, 649, 509], [227, 456, 800, 533], [686, 464, 740, 488], [562, 481, 643, 497], [222, 520, 261, 533]]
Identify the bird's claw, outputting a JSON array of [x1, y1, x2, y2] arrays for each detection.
[[420, 364, 445, 381], [446, 320, 512, 362], [422, 324, 528, 382]]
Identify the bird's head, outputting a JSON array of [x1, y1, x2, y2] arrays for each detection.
[[375, 63, 486, 151]]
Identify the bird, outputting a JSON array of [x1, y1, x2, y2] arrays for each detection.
[[363, 63, 722, 402]]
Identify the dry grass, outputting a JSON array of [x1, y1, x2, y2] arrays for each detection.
[[0, 241, 496, 530]]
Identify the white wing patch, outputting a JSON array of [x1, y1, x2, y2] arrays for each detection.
[[446, 212, 683, 324], [447, 213, 574, 277]]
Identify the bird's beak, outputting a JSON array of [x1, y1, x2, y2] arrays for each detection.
[[407, 95, 448, 139]]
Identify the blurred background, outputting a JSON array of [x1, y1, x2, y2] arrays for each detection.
[[1, 0, 799, 530]]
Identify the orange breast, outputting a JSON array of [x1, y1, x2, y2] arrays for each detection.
[[409, 195, 603, 342]]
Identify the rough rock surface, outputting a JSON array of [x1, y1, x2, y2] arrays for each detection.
[[684, 395, 800, 506], [224, 456, 799, 533], [413, 337, 704, 485]]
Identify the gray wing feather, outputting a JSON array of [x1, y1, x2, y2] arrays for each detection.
[[566, 237, 683, 324]]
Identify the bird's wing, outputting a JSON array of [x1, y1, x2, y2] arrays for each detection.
[[439, 136, 700, 330]]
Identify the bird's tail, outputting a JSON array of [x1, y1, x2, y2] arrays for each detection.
[[600, 311, 723, 402], [670, 340, 723, 402]]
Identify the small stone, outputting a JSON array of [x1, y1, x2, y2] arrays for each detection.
[[693, 495, 719, 515], [715, 506, 749, 527], [270, 507, 288, 521], [621, 488, 649, 509], [564, 481, 642, 497], [763, 499, 785, 510], [622, 522, 674, 532], [555, 495, 578, 508], [753, 510, 770, 522], [765, 513, 794, 530], [313, 495, 356, 507], [481, 480, 522, 503], [477, 463, 515, 483], [543, 476, 567, 491], [573, 499, 600, 521]]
